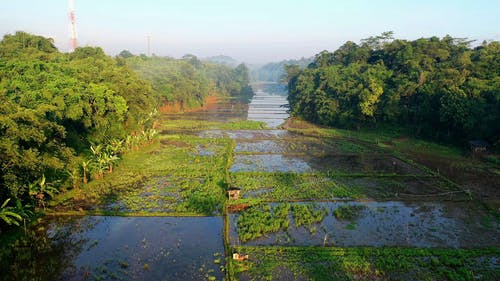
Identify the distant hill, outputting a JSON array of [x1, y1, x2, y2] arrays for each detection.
[[251, 57, 313, 82], [203, 55, 239, 66]]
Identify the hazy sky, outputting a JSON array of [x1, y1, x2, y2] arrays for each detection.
[[1, 0, 500, 64]]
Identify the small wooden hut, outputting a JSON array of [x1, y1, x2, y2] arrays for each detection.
[[233, 253, 249, 261], [227, 187, 241, 200]]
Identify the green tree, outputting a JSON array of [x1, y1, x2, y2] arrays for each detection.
[[287, 33, 499, 143]]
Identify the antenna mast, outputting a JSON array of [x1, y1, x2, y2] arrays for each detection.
[[68, 0, 78, 52]]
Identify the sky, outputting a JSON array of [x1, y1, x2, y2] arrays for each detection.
[[1, 0, 500, 64]]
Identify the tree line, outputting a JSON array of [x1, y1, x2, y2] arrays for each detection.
[[0, 32, 252, 230], [252, 57, 312, 82], [119, 51, 253, 108], [286, 32, 499, 144]]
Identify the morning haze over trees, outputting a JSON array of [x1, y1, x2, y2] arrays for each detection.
[[0, 1, 499, 278]]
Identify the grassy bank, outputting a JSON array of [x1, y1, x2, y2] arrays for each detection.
[[231, 246, 500, 281], [49, 119, 270, 216], [283, 118, 499, 200]]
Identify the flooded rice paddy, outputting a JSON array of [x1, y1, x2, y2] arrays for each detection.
[[3, 82, 499, 280], [229, 201, 500, 248], [230, 153, 425, 174], [2, 216, 224, 281], [103, 176, 205, 213]]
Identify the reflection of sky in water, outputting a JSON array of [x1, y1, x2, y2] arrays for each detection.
[[247, 89, 289, 128], [234, 139, 333, 155], [198, 130, 292, 140], [230, 154, 312, 173], [224, 130, 291, 139], [230, 202, 499, 248], [46, 216, 224, 281]]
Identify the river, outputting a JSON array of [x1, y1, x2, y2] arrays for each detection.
[[2, 82, 498, 281]]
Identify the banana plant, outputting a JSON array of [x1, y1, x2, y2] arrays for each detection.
[[28, 175, 59, 210], [90, 144, 106, 179], [146, 128, 158, 143], [90, 144, 103, 160], [133, 134, 143, 150], [92, 155, 107, 179], [138, 109, 158, 128], [108, 139, 124, 156], [14, 199, 33, 234], [0, 198, 22, 226], [14, 199, 33, 219], [102, 151, 120, 174], [66, 168, 79, 189], [81, 159, 92, 184], [125, 135, 133, 151]]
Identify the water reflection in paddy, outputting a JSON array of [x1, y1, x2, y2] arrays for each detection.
[[247, 89, 289, 128], [229, 201, 500, 248], [43, 216, 224, 281]]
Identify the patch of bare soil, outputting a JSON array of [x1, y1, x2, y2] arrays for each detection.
[[51, 197, 96, 212], [227, 203, 251, 213], [160, 139, 189, 147], [281, 117, 319, 130]]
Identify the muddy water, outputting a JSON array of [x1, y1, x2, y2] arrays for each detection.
[[15, 216, 225, 281], [229, 202, 500, 248], [225, 129, 425, 175], [231, 154, 313, 173], [160, 83, 287, 125], [161, 98, 248, 123], [198, 129, 292, 139]]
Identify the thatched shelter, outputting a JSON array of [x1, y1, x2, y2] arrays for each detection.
[[228, 187, 241, 200]]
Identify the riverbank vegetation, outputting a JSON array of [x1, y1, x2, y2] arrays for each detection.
[[0, 32, 158, 230], [51, 132, 233, 216], [0, 32, 253, 231], [121, 52, 253, 108], [286, 32, 500, 145]]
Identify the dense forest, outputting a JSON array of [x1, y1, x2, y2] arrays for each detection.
[[203, 55, 239, 67], [252, 57, 312, 82], [120, 52, 252, 108], [286, 32, 500, 144], [0, 32, 251, 229]]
